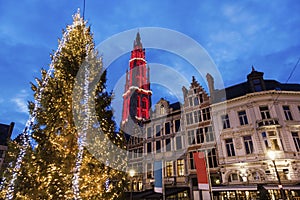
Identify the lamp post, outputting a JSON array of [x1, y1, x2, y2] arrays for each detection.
[[267, 151, 285, 200], [129, 169, 135, 200]]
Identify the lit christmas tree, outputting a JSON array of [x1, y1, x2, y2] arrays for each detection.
[[0, 11, 126, 199]]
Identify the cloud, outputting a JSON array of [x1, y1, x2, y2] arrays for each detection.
[[11, 89, 29, 114]]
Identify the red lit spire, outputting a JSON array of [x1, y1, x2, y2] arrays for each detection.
[[121, 32, 152, 125]]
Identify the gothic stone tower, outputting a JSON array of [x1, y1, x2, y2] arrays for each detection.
[[121, 32, 152, 128]]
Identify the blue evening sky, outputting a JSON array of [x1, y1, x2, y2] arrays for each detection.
[[0, 0, 299, 138]]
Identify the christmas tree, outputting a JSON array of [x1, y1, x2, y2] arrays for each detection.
[[0, 11, 127, 199]]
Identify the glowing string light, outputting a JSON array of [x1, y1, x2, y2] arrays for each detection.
[[72, 59, 90, 200]]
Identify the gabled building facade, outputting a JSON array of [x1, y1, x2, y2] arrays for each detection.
[[124, 33, 300, 200], [209, 67, 300, 200]]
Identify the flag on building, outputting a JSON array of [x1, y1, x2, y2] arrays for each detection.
[[193, 152, 209, 190], [154, 160, 163, 193]]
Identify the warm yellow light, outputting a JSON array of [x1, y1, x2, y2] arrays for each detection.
[[129, 169, 135, 177], [267, 150, 276, 160]]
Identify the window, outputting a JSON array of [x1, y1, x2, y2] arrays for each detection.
[[260, 106, 271, 119], [174, 119, 180, 132], [177, 159, 185, 176], [221, 114, 231, 129], [194, 110, 202, 123], [147, 163, 152, 178], [188, 97, 193, 106], [189, 151, 195, 170], [160, 104, 165, 115], [176, 136, 182, 150], [202, 108, 211, 121], [165, 138, 171, 151], [188, 130, 195, 145], [186, 113, 193, 125], [262, 131, 280, 150], [253, 78, 262, 92], [208, 148, 218, 168], [252, 172, 260, 181], [262, 132, 269, 148], [292, 132, 300, 152], [298, 106, 300, 113], [225, 138, 235, 157], [147, 142, 152, 154], [243, 135, 254, 154], [196, 128, 204, 144], [199, 94, 204, 103], [194, 97, 199, 106], [155, 125, 161, 137], [229, 173, 242, 182], [283, 105, 293, 120], [165, 122, 171, 135], [166, 161, 173, 177], [238, 110, 248, 125], [147, 127, 152, 139], [156, 141, 161, 153], [205, 126, 214, 142]]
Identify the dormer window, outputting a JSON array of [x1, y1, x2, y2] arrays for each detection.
[[253, 78, 262, 92], [160, 104, 165, 114]]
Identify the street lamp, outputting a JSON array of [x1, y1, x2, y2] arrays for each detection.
[[129, 169, 135, 200], [267, 150, 285, 200]]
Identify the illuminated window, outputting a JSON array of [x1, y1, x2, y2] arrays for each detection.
[[177, 159, 185, 176], [283, 105, 293, 120], [166, 161, 173, 177], [160, 104, 165, 114], [262, 131, 280, 150]]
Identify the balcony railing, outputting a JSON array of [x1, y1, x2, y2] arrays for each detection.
[[256, 118, 280, 128]]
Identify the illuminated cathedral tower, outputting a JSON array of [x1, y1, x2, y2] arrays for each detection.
[[121, 32, 152, 126]]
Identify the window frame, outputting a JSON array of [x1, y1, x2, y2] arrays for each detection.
[[225, 138, 236, 157], [238, 110, 248, 126]]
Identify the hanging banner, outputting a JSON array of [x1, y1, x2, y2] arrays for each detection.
[[154, 161, 163, 193], [193, 152, 209, 190]]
